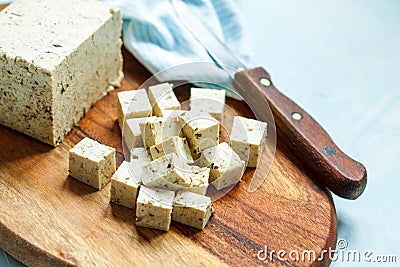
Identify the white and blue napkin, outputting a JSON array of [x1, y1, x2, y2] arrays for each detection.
[[103, 0, 253, 97]]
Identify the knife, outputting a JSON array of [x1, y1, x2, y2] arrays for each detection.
[[172, 0, 367, 199]]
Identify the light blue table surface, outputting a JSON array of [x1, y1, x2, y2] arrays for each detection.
[[1, 0, 399, 266], [239, 0, 400, 266]]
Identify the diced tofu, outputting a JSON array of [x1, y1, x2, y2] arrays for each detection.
[[140, 117, 165, 150], [229, 116, 268, 167], [141, 154, 180, 189], [159, 109, 186, 139], [172, 191, 213, 230], [150, 136, 193, 164], [163, 157, 209, 189], [159, 109, 179, 118], [0, 0, 123, 146], [141, 153, 209, 195], [130, 147, 151, 165], [148, 83, 180, 116], [69, 137, 116, 190], [129, 147, 151, 182], [179, 111, 220, 159], [199, 142, 245, 190], [110, 161, 140, 208], [190, 88, 226, 123], [139, 117, 164, 149], [117, 89, 152, 130], [123, 116, 158, 150], [135, 186, 174, 231]]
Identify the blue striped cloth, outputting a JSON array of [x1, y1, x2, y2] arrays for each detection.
[[103, 0, 253, 97]]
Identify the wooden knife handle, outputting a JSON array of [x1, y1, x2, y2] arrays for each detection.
[[234, 67, 367, 199]]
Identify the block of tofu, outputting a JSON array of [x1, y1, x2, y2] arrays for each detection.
[[110, 161, 140, 209], [172, 191, 213, 230], [0, 0, 123, 146], [229, 116, 268, 167], [179, 111, 220, 159], [140, 117, 165, 150], [135, 186, 174, 231], [148, 83, 180, 116], [190, 88, 226, 123], [123, 116, 158, 150], [159, 109, 185, 139], [141, 153, 209, 195], [69, 138, 116, 190], [116, 89, 152, 130], [128, 147, 151, 182], [199, 142, 245, 190], [150, 136, 193, 164]]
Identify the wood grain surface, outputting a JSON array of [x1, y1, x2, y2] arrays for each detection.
[[0, 4, 337, 265]]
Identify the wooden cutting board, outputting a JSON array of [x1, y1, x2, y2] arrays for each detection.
[[0, 8, 337, 266]]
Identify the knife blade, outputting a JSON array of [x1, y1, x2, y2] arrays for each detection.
[[171, 1, 276, 193], [172, 0, 367, 199]]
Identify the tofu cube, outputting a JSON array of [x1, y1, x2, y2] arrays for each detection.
[[229, 116, 268, 167], [190, 88, 226, 123], [141, 153, 209, 195], [199, 142, 245, 190], [159, 109, 180, 118], [123, 116, 158, 150], [163, 156, 209, 189], [129, 147, 151, 182], [0, 0, 123, 146], [110, 161, 140, 208], [117, 89, 152, 130], [172, 191, 213, 230], [135, 186, 174, 231], [148, 83, 180, 116], [141, 117, 165, 150], [159, 109, 186, 139], [150, 136, 193, 164], [69, 138, 116, 190], [179, 111, 220, 159]]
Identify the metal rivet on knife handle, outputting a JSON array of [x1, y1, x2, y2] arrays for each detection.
[[259, 78, 271, 87], [291, 112, 303, 121]]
